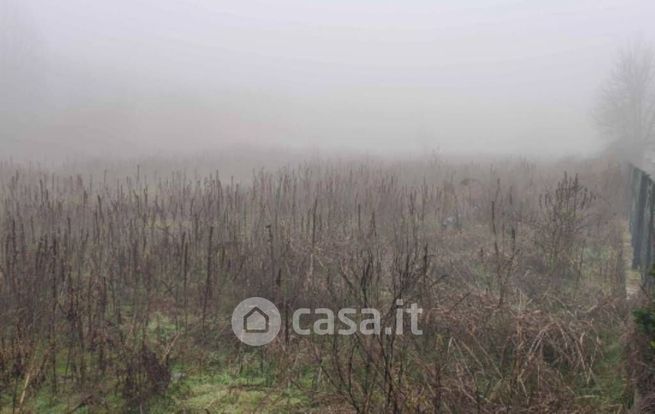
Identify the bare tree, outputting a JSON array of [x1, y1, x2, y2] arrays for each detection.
[[595, 41, 655, 155]]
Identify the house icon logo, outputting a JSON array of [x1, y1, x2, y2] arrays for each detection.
[[243, 306, 269, 333], [231, 297, 281, 346]]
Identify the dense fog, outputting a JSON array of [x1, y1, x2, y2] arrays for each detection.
[[2, 0, 655, 161]]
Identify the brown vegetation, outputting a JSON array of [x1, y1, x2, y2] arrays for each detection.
[[0, 156, 632, 412]]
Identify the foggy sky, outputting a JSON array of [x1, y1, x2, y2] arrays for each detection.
[[3, 0, 655, 160]]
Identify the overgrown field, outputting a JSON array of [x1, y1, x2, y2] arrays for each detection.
[[0, 156, 634, 412]]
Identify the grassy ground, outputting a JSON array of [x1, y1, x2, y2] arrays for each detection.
[[5, 355, 320, 413]]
